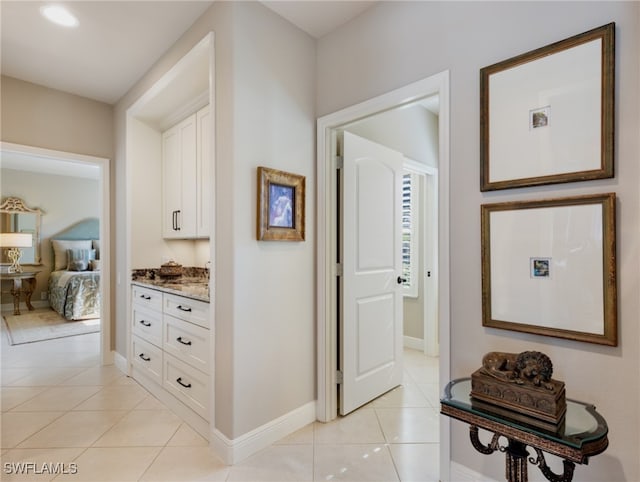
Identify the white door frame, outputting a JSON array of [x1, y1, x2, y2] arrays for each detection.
[[0, 141, 112, 364], [316, 71, 451, 480]]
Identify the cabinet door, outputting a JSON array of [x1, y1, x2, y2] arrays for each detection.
[[196, 105, 211, 238], [162, 125, 181, 238], [162, 114, 197, 238]]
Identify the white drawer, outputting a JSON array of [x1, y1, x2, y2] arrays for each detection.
[[132, 284, 163, 312], [163, 353, 209, 420], [132, 335, 163, 385], [132, 305, 163, 347], [163, 293, 209, 328], [163, 315, 210, 374]]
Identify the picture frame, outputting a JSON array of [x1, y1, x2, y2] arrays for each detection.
[[481, 193, 617, 346], [480, 23, 615, 191], [257, 166, 305, 241]]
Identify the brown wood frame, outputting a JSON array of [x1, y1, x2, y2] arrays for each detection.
[[481, 193, 617, 346], [480, 23, 615, 191], [257, 166, 305, 241]]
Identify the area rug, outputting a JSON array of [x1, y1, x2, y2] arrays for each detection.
[[3, 308, 100, 345]]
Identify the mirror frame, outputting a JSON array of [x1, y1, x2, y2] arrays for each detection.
[[0, 197, 44, 266]]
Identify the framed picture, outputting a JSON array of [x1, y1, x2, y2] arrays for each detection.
[[257, 166, 305, 241], [480, 23, 615, 191], [481, 193, 617, 346]]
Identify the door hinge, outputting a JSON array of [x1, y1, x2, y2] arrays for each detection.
[[336, 370, 343, 384], [334, 156, 343, 170], [335, 263, 343, 277]]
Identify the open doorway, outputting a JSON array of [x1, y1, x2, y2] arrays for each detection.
[[316, 71, 451, 480], [0, 142, 111, 364]]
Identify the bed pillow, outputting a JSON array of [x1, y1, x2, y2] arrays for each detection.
[[51, 239, 92, 271], [89, 259, 101, 271], [66, 248, 96, 271]]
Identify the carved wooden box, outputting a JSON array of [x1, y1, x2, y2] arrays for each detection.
[[471, 369, 567, 431]]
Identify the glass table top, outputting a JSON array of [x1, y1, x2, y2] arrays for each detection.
[[441, 378, 608, 449]]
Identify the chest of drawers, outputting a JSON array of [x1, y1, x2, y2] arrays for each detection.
[[130, 283, 211, 432]]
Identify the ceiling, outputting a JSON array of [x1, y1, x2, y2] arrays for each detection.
[[0, 1, 376, 105]]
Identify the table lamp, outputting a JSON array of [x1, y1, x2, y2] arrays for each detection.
[[0, 233, 33, 273]]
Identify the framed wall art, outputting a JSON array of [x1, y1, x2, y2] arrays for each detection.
[[480, 23, 615, 191], [481, 193, 617, 346], [257, 166, 305, 241]]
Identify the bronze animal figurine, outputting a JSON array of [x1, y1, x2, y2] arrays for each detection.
[[481, 351, 555, 390]]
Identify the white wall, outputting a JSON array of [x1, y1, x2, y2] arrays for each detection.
[[347, 104, 439, 167], [318, 2, 639, 481], [229, 1, 316, 437], [115, 1, 316, 443], [0, 168, 99, 302]]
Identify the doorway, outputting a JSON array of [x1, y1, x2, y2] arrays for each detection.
[[316, 71, 451, 480], [0, 142, 111, 364]]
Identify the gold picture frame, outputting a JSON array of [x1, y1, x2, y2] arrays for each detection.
[[481, 193, 617, 346], [480, 23, 615, 191], [257, 166, 305, 241]]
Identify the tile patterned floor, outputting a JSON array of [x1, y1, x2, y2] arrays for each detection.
[[1, 319, 439, 481]]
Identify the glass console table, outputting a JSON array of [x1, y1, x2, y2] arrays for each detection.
[[441, 378, 608, 482]]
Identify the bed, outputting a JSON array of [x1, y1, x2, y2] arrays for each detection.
[[47, 218, 101, 321]]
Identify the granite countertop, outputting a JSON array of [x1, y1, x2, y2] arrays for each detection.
[[131, 267, 209, 303]]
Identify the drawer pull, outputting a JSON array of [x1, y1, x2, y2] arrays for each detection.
[[140, 294, 152, 300], [176, 377, 192, 388], [139, 320, 151, 327], [139, 353, 151, 362], [177, 336, 192, 346], [176, 305, 192, 312]]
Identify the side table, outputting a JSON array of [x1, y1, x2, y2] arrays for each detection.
[[441, 378, 608, 482], [1, 271, 39, 315]]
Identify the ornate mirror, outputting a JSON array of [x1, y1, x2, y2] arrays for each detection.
[[0, 197, 43, 266]]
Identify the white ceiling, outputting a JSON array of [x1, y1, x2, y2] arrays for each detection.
[[1, 1, 376, 106]]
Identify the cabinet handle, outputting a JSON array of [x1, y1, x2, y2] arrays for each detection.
[[176, 377, 192, 388], [173, 210, 181, 231], [140, 294, 151, 300], [177, 336, 192, 346], [174, 210, 181, 231], [176, 305, 192, 312], [139, 320, 151, 327], [139, 353, 151, 362]]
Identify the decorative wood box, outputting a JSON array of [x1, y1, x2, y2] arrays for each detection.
[[470, 351, 567, 432]]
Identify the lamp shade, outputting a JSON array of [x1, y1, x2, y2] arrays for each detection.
[[0, 232, 33, 248]]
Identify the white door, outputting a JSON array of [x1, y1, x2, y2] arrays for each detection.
[[340, 131, 404, 415]]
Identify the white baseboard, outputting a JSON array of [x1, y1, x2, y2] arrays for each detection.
[[210, 401, 316, 465], [403, 335, 423, 351], [113, 351, 128, 374], [450, 462, 499, 482]]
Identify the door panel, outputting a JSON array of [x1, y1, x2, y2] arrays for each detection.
[[340, 131, 404, 415]]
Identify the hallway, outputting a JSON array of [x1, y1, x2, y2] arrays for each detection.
[[1, 323, 439, 481]]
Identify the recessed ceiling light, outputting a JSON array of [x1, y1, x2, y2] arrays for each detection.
[[40, 5, 79, 28]]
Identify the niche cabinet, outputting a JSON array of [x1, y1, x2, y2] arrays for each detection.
[[162, 105, 211, 239]]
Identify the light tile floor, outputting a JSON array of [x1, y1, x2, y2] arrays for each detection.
[[1, 320, 439, 481]]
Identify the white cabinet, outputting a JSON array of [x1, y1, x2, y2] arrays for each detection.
[[130, 284, 210, 427], [162, 105, 210, 239]]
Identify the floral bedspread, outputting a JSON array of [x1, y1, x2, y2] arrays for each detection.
[[48, 270, 100, 320]]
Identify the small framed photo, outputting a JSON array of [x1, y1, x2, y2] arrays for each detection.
[[257, 166, 305, 241], [530, 257, 551, 278], [529, 106, 550, 130]]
